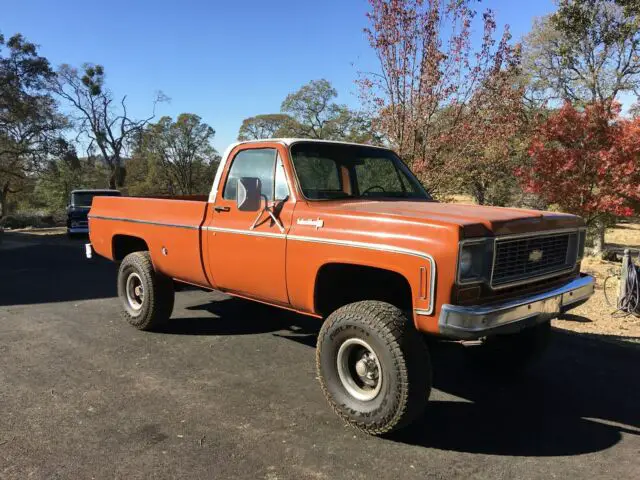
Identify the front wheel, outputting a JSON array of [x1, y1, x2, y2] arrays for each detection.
[[316, 301, 432, 435], [117, 251, 175, 331]]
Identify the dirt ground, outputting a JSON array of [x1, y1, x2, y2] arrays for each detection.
[[555, 223, 640, 343]]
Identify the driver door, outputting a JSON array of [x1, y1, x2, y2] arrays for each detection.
[[205, 143, 293, 304]]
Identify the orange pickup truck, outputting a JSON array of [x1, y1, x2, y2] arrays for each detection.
[[87, 139, 595, 435]]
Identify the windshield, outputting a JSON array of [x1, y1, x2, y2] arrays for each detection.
[[290, 142, 431, 201], [72, 191, 120, 207]]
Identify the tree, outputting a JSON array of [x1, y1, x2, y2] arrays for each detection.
[[359, 0, 520, 197], [445, 70, 528, 205], [524, 0, 640, 110], [516, 102, 640, 253], [279, 79, 379, 142], [35, 142, 110, 212], [52, 63, 164, 189], [0, 32, 66, 217], [280, 79, 340, 139], [133, 114, 220, 195], [237, 113, 292, 141], [237, 80, 380, 144]]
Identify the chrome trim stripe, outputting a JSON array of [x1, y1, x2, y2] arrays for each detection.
[[287, 234, 436, 315], [204, 226, 286, 239], [88, 215, 199, 230]]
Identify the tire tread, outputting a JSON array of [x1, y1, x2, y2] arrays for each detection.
[[118, 251, 174, 331], [316, 300, 431, 435]]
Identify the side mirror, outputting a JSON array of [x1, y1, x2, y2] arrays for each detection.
[[236, 177, 262, 211]]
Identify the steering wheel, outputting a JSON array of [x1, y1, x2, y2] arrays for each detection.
[[361, 185, 386, 195]]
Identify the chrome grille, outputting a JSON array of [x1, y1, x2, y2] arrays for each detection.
[[491, 232, 577, 287]]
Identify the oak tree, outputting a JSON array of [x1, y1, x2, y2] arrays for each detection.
[[133, 114, 219, 195], [52, 63, 165, 189], [0, 32, 66, 217], [524, 0, 640, 110], [237, 113, 292, 141]]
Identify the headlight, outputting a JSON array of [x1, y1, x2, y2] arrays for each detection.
[[459, 249, 473, 276], [457, 239, 492, 284]]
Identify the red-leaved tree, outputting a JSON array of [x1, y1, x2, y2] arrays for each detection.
[[517, 102, 640, 253], [359, 0, 521, 197]]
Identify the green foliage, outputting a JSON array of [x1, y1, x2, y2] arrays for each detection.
[[237, 113, 292, 141], [524, 0, 640, 107], [238, 80, 381, 144], [0, 31, 67, 217], [53, 63, 164, 190], [35, 153, 110, 213], [130, 113, 220, 195], [280, 79, 380, 143]]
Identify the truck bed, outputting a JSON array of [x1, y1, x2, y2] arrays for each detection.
[[89, 196, 212, 287]]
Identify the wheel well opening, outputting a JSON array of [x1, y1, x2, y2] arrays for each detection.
[[112, 235, 149, 261], [314, 263, 413, 317]]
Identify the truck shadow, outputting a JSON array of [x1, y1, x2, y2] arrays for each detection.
[[168, 298, 639, 457], [0, 232, 117, 307], [165, 298, 321, 344], [389, 332, 639, 456]]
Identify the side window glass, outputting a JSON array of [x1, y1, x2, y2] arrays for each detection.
[[223, 148, 277, 200], [274, 154, 289, 200]]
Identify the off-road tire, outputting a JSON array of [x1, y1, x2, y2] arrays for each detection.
[[117, 251, 174, 331], [316, 301, 432, 435], [476, 321, 552, 374]]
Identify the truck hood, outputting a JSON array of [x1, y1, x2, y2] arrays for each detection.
[[320, 200, 583, 237]]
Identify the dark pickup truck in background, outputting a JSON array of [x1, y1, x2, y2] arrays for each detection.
[[67, 189, 121, 236]]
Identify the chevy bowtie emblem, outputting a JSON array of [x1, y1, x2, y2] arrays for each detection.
[[529, 249, 543, 262]]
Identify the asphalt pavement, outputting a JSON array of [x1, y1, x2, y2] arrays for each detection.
[[0, 231, 638, 479]]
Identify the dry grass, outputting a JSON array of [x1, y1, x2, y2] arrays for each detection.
[[7, 226, 67, 236], [605, 222, 640, 249], [554, 223, 640, 342]]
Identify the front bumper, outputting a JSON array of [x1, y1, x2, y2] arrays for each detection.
[[438, 274, 595, 340], [68, 219, 89, 234]]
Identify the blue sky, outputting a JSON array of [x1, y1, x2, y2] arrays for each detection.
[[4, 0, 555, 151]]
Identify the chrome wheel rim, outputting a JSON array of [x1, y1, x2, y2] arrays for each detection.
[[125, 272, 144, 311], [336, 338, 382, 401]]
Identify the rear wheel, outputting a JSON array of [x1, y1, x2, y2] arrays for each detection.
[[117, 251, 174, 331], [316, 301, 432, 435]]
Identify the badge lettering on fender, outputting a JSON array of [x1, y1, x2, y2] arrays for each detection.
[[297, 218, 324, 229]]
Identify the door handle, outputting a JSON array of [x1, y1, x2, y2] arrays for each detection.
[[214, 206, 230, 213]]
